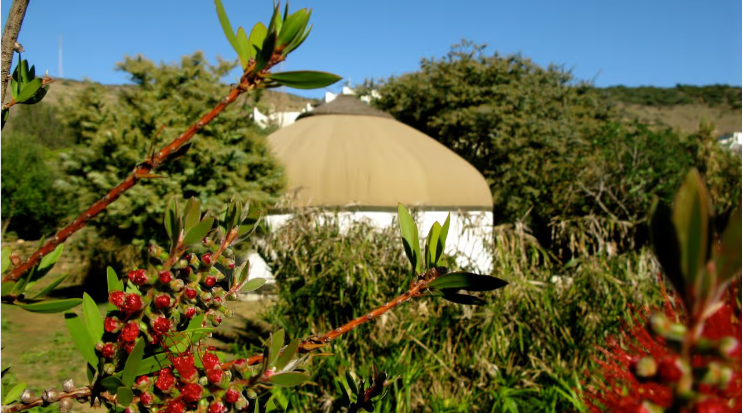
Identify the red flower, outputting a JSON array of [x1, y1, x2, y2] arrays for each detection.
[[657, 356, 683, 383], [140, 392, 154, 405], [104, 317, 121, 333], [202, 353, 220, 370], [225, 388, 240, 404], [128, 269, 148, 285], [109, 291, 125, 307], [155, 368, 175, 391], [184, 307, 196, 319], [172, 353, 196, 381], [206, 368, 223, 384], [166, 398, 186, 413], [155, 295, 171, 309], [101, 343, 115, 359], [181, 383, 202, 403], [209, 402, 226, 413], [693, 398, 730, 413], [153, 317, 171, 334], [122, 293, 143, 313], [119, 322, 140, 342], [159, 271, 173, 284], [184, 288, 197, 300]]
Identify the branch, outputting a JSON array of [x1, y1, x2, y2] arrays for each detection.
[[3, 58, 284, 282], [0, 386, 117, 413], [1, 0, 29, 105]]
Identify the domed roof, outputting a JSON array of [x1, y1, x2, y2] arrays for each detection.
[[267, 95, 493, 210]]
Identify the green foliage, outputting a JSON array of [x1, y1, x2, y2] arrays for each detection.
[[59, 52, 285, 246], [1, 133, 75, 240], [256, 212, 661, 411], [2, 103, 74, 149], [597, 84, 742, 110]]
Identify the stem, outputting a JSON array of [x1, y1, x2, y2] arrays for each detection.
[[222, 278, 432, 369], [0, 387, 117, 413], [4, 79, 257, 282], [1, 0, 29, 106]]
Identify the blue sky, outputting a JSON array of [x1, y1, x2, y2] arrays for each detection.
[[2, 0, 741, 98]]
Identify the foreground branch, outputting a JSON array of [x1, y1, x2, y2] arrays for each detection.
[[1, 0, 29, 105]]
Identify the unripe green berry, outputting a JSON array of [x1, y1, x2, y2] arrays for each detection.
[[632, 356, 657, 378]]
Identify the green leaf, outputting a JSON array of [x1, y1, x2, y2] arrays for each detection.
[[64, 312, 99, 366], [715, 208, 741, 284], [283, 22, 312, 56], [672, 169, 710, 295], [440, 214, 451, 255], [267, 372, 310, 387], [82, 293, 104, 343], [3, 382, 26, 405], [427, 272, 508, 292], [187, 313, 206, 331], [1, 246, 11, 273], [345, 371, 358, 397], [184, 198, 201, 232], [275, 338, 300, 371], [255, 31, 276, 73], [650, 200, 685, 300], [135, 353, 171, 376], [16, 78, 41, 103], [235, 26, 251, 69], [18, 298, 82, 314], [266, 71, 342, 90], [278, 9, 307, 46], [214, 0, 240, 54], [28, 272, 70, 299], [116, 387, 134, 407], [242, 278, 265, 292], [267, 3, 282, 35], [165, 197, 180, 247], [2, 107, 9, 129], [100, 376, 123, 393], [397, 204, 422, 274], [86, 363, 96, 385], [425, 222, 442, 269], [21, 84, 48, 105], [122, 338, 145, 387], [182, 218, 214, 246], [441, 292, 487, 306], [248, 22, 268, 59], [26, 244, 65, 285], [268, 329, 285, 367], [1, 281, 16, 295]]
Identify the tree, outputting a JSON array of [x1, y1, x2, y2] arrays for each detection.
[[59, 53, 285, 247]]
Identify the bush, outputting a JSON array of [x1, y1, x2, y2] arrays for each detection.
[[255, 212, 662, 412], [59, 53, 285, 247]]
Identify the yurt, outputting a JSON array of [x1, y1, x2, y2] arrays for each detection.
[[261, 94, 494, 273]]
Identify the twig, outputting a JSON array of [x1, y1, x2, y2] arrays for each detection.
[[0, 387, 117, 413], [4, 57, 285, 282], [1, 0, 29, 106]]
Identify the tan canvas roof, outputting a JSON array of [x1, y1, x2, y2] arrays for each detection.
[[268, 96, 493, 210]]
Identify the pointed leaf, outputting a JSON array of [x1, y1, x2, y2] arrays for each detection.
[[242, 278, 265, 292], [16, 78, 41, 103], [267, 3, 282, 35], [3, 382, 26, 405], [82, 293, 104, 343], [248, 22, 268, 60], [275, 338, 300, 371], [672, 169, 710, 294], [284, 23, 311, 55], [267, 71, 342, 90], [439, 214, 451, 255], [1, 246, 11, 273], [86, 363, 96, 385], [268, 329, 285, 367], [267, 372, 310, 387], [255, 31, 276, 73], [122, 338, 145, 387], [397, 204, 422, 274], [100, 376, 123, 392], [183, 218, 215, 246], [18, 298, 82, 314], [427, 272, 508, 292], [135, 353, 172, 376], [346, 371, 358, 397], [650, 200, 686, 299], [28, 272, 71, 299], [425, 222, 442, 269], [107, 267, 123, 292], [116, 387, 134, 407], [278, 9, 307, 46], [441, 292, 487, 306], [184, 198, 201, 232], [235, 26, 251, 69], [214, 0, 240, 54], [65, 312, 99, 366], [715, 208, 741, 284]]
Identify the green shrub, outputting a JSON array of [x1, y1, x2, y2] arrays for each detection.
[[59, 52, 285, 247], [254, 212, 662, 412]]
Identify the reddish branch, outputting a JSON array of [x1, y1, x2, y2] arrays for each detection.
[[3, 57, 284, 282], [0, 387, 111, 413]]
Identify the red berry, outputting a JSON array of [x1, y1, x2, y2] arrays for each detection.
[[127, 269, 148, 285], [202, 353, 221, 370], [120, 322, 140, 342], [185, 307, 196, 319], [692, 398, 728, 413], [204, 276, 217, 288], [159, 271, 173, 284], [101, 343, 115, 359], [228, 261, 235, 269], [153, 317, 171, 334], [109, 291, 125, 307], [155, 295, 171, 308], [166, 399, 186, 413], [207, 368, 223, 384], [657, 356, 683, 383], [181, 383, 202, 403], [135, 376, 149, 386], [140, 392, 154, 406], [173, 353, 196, 380], [202, 253, 213, 265], [209, 402, 226, 413], [155, 368, 175, 391], [225, 388, 240, 404], [122, 293, 143, 313], [104, 317, 121, 333], [184, 288, 197, 299]]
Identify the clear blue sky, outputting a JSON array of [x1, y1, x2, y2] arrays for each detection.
[[2, 0, 741, 98]]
